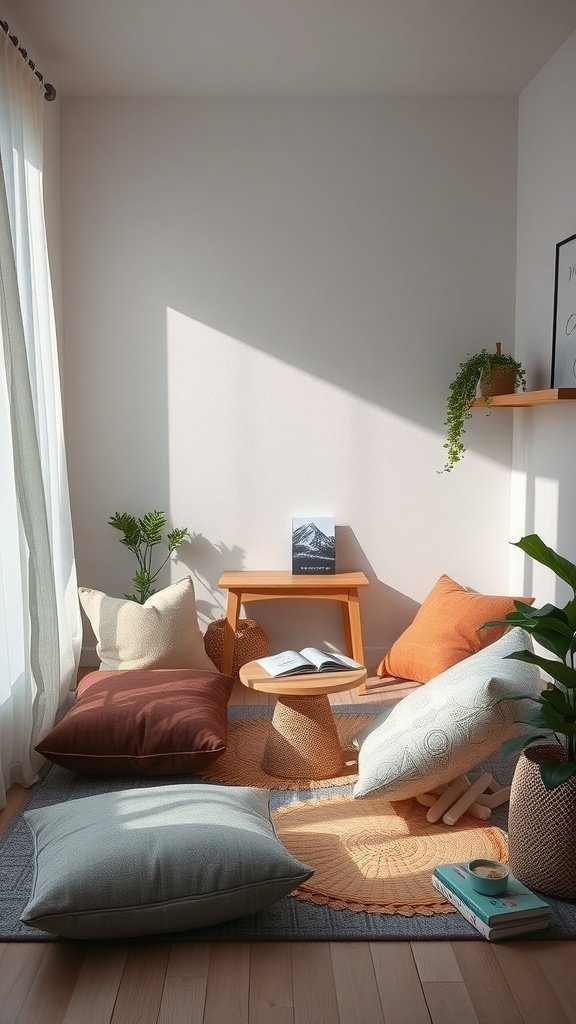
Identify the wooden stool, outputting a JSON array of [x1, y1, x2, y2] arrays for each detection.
[[218, 571, 369, 683]]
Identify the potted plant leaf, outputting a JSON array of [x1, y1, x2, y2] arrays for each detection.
[[482, 533, 576, 897], [440, 343, 527, 472], [108, 509, 190, 603]]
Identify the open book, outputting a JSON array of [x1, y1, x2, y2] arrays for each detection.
[[256, 647, 362, 677]]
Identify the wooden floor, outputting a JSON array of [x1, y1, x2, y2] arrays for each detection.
[[1, 678, 575, 1024]]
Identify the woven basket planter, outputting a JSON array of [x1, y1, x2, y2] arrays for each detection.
[[204, 617, 270, 679], [508, 743, 576, 899]]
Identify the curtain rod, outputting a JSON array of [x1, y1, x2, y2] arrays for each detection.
[[0, 18, 57, 101]]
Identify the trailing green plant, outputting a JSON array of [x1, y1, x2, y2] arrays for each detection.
[[108, 509, 190, 604], [482, 534, 576, 791], [440, 346, 526, 473]]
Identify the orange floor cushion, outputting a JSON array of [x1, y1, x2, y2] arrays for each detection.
[[376, 574, 533, 683]]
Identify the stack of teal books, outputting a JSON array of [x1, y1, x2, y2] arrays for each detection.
[[432, 862, 551, 941]]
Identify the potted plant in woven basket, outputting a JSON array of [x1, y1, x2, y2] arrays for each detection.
[[482, 534, 576, 898], [440, 343, 526, 473]]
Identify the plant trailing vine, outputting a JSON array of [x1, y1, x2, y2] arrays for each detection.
[[440, 344, 526, 473], [108, 509, 190, 603]]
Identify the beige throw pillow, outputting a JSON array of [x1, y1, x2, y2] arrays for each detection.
[[78, 576, 218, 672]]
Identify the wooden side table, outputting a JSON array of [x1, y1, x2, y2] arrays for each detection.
[[239, 661, 367, 779], [218, 571, 369, 683]]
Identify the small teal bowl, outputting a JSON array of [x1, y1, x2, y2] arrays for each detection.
[[468, 859, 510, 896]]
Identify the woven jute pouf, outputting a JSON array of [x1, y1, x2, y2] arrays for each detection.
[[204, 617, 269, 678], [194, 713, 374, 791], [262, 694, 347, 780], [509, 744, 576, 899]]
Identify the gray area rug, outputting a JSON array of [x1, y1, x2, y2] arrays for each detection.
[[1, 704, 575, 942]]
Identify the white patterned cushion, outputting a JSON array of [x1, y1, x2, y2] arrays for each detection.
[[79, 576, 217, 672], [353, 629, 541, 801]]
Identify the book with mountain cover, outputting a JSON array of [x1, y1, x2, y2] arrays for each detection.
[[256, 647, 362, 678], [292, 516, 335, 574], [430, 875, 550, 941], [432, 863, 550, 925]]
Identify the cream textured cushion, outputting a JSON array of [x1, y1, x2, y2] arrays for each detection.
[[354, 629, 541, 801], [78, 576, 217, 672], [21, 784, 313, 939]]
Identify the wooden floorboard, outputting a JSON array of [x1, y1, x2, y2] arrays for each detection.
[[12, 944, 85, 1024], [62, 944, 129, 1024], [369, 942, 432, 1024], [248, 943, 293, 1024], [291, 943, 339, 1024], [330, 942, 385, 1024], [156, 943, 210, 1024], [2, 938, 574, 1024], [110, 944, 170, 1024], [0, 785, 32, 838], [491, 942, 573, 1024], [2, 677, 575, 1023], [204, 942, 250, 1024], [524, 940, 576, 1021], [452, 941, 524, 1024], [0, 944, 50, 1024]]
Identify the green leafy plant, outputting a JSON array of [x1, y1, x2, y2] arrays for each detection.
[[482, 534, 576, 791], [108, 509, 190, 604], [440, 346, 526, 472]]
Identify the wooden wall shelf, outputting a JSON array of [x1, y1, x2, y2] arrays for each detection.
[[470, 388, 576, 408]]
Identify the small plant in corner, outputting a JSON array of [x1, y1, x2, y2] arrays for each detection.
[[440, 343, 526, 473], [108, 509, 190, 603], [482, 534, 576, 791]]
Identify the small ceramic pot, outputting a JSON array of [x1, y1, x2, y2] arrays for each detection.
[[468, 859, 510, 896], [479, 365, 516, 398]]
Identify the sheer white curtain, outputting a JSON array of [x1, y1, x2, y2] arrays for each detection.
[[0, 33, 81, 807]]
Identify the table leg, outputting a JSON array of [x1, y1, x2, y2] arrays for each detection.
[[262, 694, 347, 780], [345, 588, 366, 693], [346, 589, 364, 662], [341, 600, 353, 658], [222, 589, 241, 676]]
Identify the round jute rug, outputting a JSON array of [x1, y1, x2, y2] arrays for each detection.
[[273, 793, 508, 916], [194, 714, 374, 791]]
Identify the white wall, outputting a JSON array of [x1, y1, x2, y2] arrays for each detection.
[[512, 29, 576, 604], [60, 97, 518, 664]]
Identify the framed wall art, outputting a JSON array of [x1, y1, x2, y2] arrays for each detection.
[[551, 232, 576, 387], [291, 516, 335, 575]]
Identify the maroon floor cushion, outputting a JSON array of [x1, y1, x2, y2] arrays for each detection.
[[36, 668, 234, 775]]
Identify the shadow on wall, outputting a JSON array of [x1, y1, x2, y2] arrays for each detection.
[[180, 524, 420, 673], [179, 534, 246, 627], [80, 522, 424, 672], [335, 525, 419, 670]]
